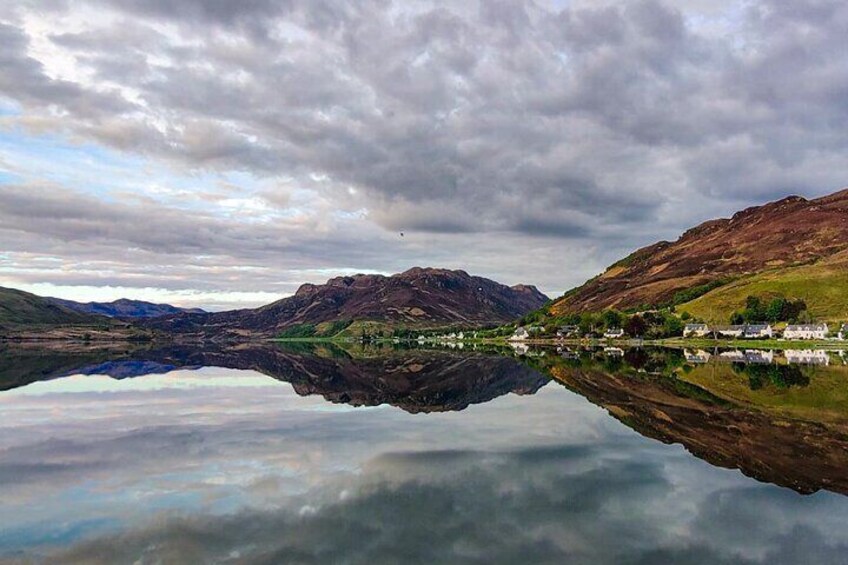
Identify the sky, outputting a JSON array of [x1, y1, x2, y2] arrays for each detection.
[[0, 0, 847, 310]]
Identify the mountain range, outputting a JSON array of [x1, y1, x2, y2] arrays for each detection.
[[1, 269, 548, 338], [47, 297, 205, 318], [145, 268, 549, 339]]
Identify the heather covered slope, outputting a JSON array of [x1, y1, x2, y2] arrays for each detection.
[[551, 189, 848, 316], [147, 268, 549, 338]]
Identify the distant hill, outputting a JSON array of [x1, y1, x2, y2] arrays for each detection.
[[146, 267, 549, 338], [0, 287, 108, 330], [48, 297, 205, 319], [550, 189, 848, 321]]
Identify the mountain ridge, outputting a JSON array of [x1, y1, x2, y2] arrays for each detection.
[[48, 297, 205, 318], [145, 267, 548, 338]]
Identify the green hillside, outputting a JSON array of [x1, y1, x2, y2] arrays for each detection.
[[679, 253, 848, 324], [0, 286, 108, 330]]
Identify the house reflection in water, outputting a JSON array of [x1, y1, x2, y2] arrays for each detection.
[[684, 349, 712, 364], [785, 349, 831, 366], [719, 350, 774, 364]]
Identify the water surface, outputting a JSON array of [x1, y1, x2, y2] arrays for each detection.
[[2, 343, 848, 563]]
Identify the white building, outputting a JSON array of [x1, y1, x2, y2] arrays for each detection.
[[715, 325, 745, 338], [839, 324, 848, 340], [556, 325, 580, 338], [784, 323, 829, 340], [604, 328, 625, 339], [509, 327, 530, 341], [683, 323, 710, 338], [743, 324, 773, 339], [785, 349, 830, 366]]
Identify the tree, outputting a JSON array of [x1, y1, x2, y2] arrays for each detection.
[[601, 309, 623, 329], [624, 315, 648, 337]]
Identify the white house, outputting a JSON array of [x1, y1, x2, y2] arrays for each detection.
[[683, 323, 710, 338], [715, 325, 745, 338], [604, 347, 624, 357], [509, 327, 530, 341], [556, 325, 580, 338], [839, 324, 848, 340], [785, 349, 830, 366], [743, 324, 773, 339], [604, 328, 625, 339], [784, 323, 829, 340]]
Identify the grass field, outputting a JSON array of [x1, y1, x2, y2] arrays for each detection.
[[679, 253, 848, 324]]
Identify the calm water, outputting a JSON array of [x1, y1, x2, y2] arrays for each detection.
[[2, 343, 848, 563]]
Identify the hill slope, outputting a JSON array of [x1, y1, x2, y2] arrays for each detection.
[[0, 287, 108, 330], [48, 297, 204, 318], [679, 249, 848, 323], [147, 268, 548, 338], [551, 189, 848, 316]]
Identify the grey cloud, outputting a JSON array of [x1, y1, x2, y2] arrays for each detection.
[[2, 0, 848, 301]]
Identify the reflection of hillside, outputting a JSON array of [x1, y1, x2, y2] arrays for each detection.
[[542, 357, 848, 496], [0, 343, 549, 414]]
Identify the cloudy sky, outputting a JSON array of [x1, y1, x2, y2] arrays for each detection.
[[1, 0, 846, 310]]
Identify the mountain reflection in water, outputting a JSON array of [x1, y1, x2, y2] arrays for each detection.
[[2, 342, 848, 563]]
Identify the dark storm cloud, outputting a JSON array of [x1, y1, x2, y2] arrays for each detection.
[[1, 0, 848, 300]]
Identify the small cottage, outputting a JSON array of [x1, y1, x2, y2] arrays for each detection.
[[509, 327, 530, 341], [604, 328, 625, 339], [715, 325, 745, 338], [743, 324, 773, 339], [556, 325, 580, 338], [683, 323, 710, 338]]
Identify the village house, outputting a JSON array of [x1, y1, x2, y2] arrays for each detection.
[[785, 349, 831, 366], [715, 325, 745, 338], [718, 349, 774, 364], [603, 328, 625, 339], [683, 323, 710, 338], [783, 323, 829, 340], [509, 327, 531, 341], [743, 324, 773, 339], [556, 325, 580, 338]]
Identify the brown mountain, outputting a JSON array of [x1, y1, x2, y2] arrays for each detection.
[[147, 267, 548, 338], [551, 189, 848, 315]]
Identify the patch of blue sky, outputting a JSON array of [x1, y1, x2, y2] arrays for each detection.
[[0, 96, 21, 116], [0, 169, 22, 184], [0, 128, 283, 215]]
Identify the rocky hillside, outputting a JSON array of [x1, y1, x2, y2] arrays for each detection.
[[551, 189, 848, 315], [148, 268, 548, 338], [48, 297, 204, 318]]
